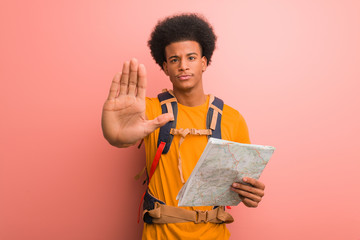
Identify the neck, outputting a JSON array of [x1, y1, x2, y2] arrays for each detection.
[[172, 87, 206, 107]]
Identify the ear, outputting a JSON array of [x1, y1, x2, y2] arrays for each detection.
[[163, 61, 169, 76], [201, 56, 208, 72]]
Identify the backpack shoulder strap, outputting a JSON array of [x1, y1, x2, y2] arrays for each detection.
[[157, 90, 178, 154], [206, 95, 224, 139]]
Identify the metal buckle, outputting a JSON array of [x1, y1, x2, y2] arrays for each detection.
[[195, 210, 208, 223]]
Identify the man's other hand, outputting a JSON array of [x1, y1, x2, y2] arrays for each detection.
[[231, 177, 265, 208]]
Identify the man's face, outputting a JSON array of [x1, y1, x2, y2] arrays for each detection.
[[163, 40, 207, 92]]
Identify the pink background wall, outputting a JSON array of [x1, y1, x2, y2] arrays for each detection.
[[1, 0, 359, 239]]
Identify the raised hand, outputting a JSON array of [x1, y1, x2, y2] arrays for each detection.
[[101, 58, 173, 147]]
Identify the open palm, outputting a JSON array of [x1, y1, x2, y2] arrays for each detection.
[[102, 58, 172, 147]]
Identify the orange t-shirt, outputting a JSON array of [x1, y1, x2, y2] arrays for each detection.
[[142, 95, 250, 240]]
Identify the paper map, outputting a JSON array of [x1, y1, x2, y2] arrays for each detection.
[[176, 138, 275, 206]]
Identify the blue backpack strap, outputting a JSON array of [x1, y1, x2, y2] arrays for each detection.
[[157, 91, 178, 154], [206, 96, 224, 139]]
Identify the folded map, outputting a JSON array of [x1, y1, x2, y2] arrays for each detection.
[[176, 138, 275, 206]]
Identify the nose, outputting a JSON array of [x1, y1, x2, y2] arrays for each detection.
[[179, 60, 189, 71]]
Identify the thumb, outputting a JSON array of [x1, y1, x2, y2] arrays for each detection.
[[145, 113, 174, 134]]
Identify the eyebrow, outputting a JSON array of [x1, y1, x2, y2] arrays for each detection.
[[168, 52, 199, 60]]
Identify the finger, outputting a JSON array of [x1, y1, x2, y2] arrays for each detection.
[[128, 58, 138, 96], [144, 113, 174, 135], [242, 197, 259, 208], [238, 194, 258, 207], [232, 183, 264, 197], [108, 72, 121, 100], [231, 187, 262, 202], [119, 61, 130, 95], [243, 177, 265, 190], [136, 63, 147, 99]]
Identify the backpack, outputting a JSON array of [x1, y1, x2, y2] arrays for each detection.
[[138, 90, 233, 225]]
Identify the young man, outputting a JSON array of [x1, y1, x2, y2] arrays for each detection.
[[102, 14, 265, 240]]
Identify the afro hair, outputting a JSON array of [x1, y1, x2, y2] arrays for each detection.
[[148, 13, 217, 70]]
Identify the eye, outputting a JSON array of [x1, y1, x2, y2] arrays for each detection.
[[188, 56, 196, 60], [170, 58, 178, 63]]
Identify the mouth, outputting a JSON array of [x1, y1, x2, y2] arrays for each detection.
[[177, 74, 192, 80]]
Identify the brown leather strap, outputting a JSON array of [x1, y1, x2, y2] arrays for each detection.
[[160, 98, 177, 105], [143, 202, 234, 224], [170, 128, 212, 137], [161, 88, 175, 97], [207, 94, 223, 131]]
